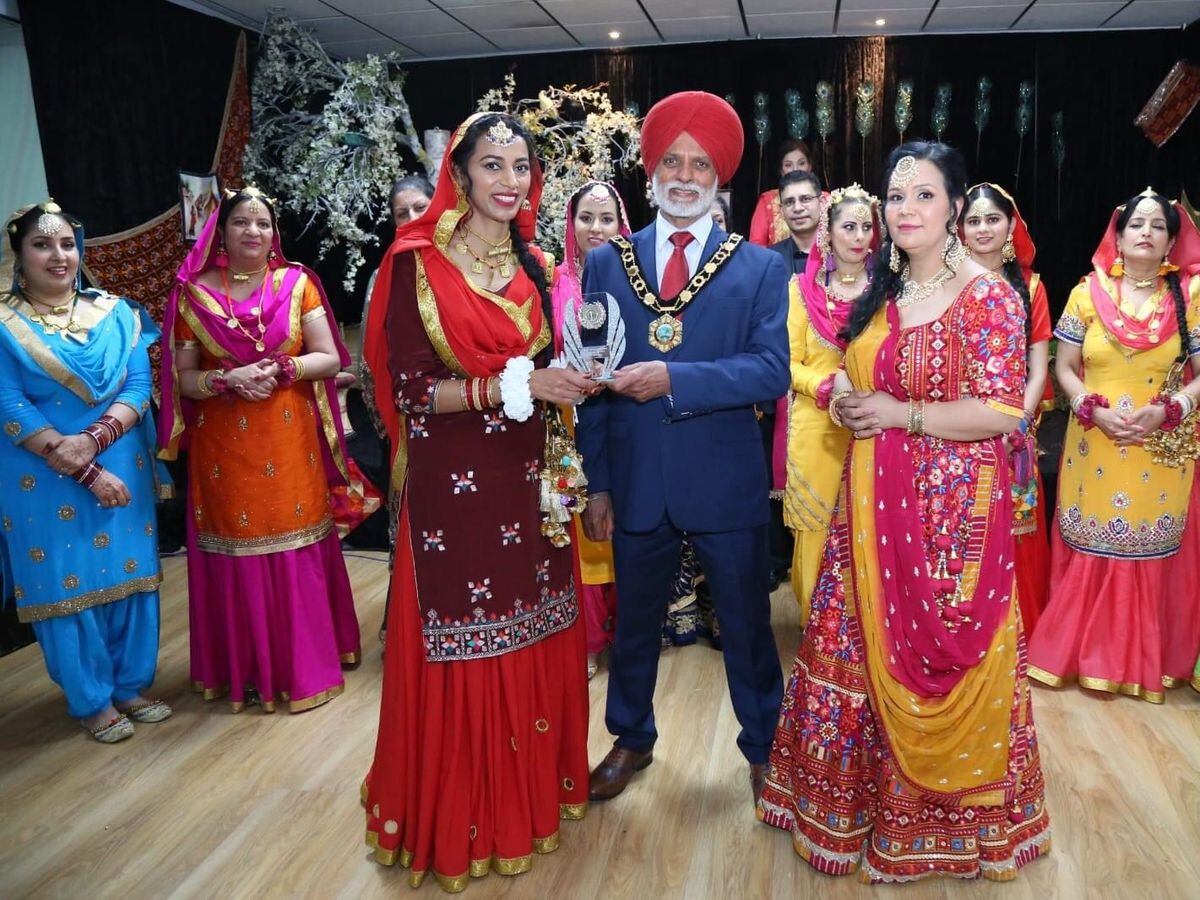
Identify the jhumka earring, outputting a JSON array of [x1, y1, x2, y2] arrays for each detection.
[[1110, 254, 1125, 277], [889, 241, 902, 273], [215, 242, 229, 267], [268, 249, 279, 266], [1001, 235, 1016, 263]]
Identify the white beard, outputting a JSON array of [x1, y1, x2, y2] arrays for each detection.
[[651, 175, 718, 221]]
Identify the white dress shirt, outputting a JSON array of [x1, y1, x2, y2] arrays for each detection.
[[653, 211, 714, 288]]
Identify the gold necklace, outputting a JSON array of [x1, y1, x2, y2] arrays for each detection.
[[463, 224, 512, 257], [231, 262, 269, 283], [896, 240, 968, 308], [835, 263, 866, 285], [220, 269, 270, 352], [26, 291, 81, 335], [454, 228, 514, 277], [1122, 271, 1158, 290]]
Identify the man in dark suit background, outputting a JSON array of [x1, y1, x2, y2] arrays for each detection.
[[576, 92, 788, 806]]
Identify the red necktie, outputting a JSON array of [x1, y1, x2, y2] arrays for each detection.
[[660, 231, 694, 299]]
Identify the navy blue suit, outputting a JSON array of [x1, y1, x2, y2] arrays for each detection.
[[576, 222, 788, 764]]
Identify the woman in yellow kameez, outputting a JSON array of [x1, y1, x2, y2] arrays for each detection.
[[778, 185, 879, 622], [1029, 189, 1200, 702]]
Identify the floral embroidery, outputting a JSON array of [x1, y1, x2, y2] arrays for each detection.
[[1111, 491, 1130, 510], [484, 412, 507, 434], [422, 529, 446, 551], [1054, 312, 1086, 345], [1058, 503, 1184, 559], [500, 522, 522, 545], [468, 578, 494, 602], [524, 460, 540, 484], [422, 586, 578, 661], [408, 415, 429, 438], [451, 471, 477, 494]]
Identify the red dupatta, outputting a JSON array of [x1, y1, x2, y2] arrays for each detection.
[[363, 113, 551, 487], [1086, 195, 1200, 352]]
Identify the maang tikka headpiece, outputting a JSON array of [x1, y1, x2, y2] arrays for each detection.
[[1134, 186, 1161, 217], [890, 155, 919, 190], [485, 119, 518, 147], [36, 200, 65, 237]]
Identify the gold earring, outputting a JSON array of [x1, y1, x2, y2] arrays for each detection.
[[1111, 254, 1125, 277], [889, 241, 901, 273], [1001, 235, 1016, 263]]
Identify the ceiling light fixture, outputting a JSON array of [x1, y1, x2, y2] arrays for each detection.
[[609, 30, 621, 39], [875, 18, 886, 26]]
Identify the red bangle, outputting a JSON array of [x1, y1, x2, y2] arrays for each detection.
[[74, 460, 105, 488], [814, 374, 837, 411], [271, 353, 299, 388], [82, 414, 126, 454], [1074, 393, 1109, 430], [1150, 393, 1184, 431]]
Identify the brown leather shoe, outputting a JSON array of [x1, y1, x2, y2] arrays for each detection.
[[750, 763, 768, 804], [588, 746, 653, 801]]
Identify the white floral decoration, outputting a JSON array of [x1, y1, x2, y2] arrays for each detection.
[[476, 74, 641, 258], [244, 14, 432, 292]]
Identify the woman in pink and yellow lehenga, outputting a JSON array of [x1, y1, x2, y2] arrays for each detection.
[[160, 187, 377, 713], [759, 143, 1050, 883]]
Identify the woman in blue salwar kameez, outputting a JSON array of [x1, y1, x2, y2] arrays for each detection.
[[0, 201, 171, 742]]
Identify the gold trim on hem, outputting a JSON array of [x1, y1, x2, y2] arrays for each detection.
[[1029, 664, 1174, 704], [340, 650, 362, 665], [191, 680, 343, 712], [195, 517, 332, 557], [532, 831, 560, 854], [17, 572, 163, 623], [559, 801, 587, 820]]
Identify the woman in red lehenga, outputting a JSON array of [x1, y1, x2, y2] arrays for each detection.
[[360, 112, 599, 892], [758, 144, 1050, 883], [961, 183, 1053, 629]]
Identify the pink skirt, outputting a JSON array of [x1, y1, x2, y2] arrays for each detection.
[[187, 523, 360, 712], [1028, 477, 1200, 703]]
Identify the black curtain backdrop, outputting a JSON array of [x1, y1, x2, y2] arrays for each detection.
[[399, 26, 1200, 316], [19, 0, 242, 236], [17, 1, 1200, 319]]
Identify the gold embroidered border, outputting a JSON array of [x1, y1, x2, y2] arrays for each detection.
[[17, 572, 163, 623], [195, 516, 332, 557], [0, 298, 95, 403], [1027, 664, 1173, 704], [559, 801, 587, 820], [414, 252, 467, 375], [300, 306, 326, 324], [415, 251, 549, 374], [191, 679, 343, 712]]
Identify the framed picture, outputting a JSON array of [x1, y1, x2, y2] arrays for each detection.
[[178, 170, 221, 243]]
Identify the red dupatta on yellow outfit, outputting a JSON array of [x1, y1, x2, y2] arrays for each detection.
[[843, 299, 1024, 804]]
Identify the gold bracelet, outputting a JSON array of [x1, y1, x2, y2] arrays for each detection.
[[196, 370, 216, 398], [913, 400, 926, 436], [292, 356, 306, 382], [459, 379, 469, 411], [829, 389, 852, 428], [471, 378, 484, 411]]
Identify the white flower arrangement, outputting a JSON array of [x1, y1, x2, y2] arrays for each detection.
[[244, 14, 432, 292], [477, 74, 642, 258]]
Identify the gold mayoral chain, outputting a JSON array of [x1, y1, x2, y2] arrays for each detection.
[[611, 233, 743, 352]]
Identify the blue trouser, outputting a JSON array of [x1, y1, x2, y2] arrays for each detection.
[[31, 591, 161, 719], [608, 519, 783, 764]]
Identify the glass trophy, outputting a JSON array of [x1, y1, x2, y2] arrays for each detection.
[[563, 292, 626, 381]]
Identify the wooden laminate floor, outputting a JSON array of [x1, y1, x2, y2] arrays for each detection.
[[1, 552, 1198, 899]]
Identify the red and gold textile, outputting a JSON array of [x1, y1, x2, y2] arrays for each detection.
[[760, 274, 1050, 882]]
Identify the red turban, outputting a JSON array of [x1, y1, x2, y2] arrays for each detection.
[[641, 91, 744, 185]]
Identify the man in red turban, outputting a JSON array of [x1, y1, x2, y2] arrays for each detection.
[[640, 90, 744, 185], [576, 91, 789, 809]]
